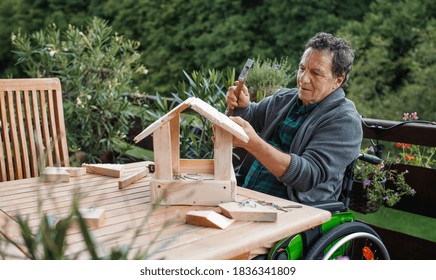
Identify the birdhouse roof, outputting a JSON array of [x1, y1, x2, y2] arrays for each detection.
[[134, 97, 249, 144]]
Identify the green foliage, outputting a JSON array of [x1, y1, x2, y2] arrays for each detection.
[[104, 0, 253, 95], [11, 17, 150, 164], [340, 0, 436, 121], [388, 112, 436, 169], [2, 0, 435, 123], [0, 0, 106, 77], [246, 56, 294, 102], [354, 148, 415, 207]]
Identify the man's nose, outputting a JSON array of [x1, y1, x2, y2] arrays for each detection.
[[299, 70, 310, 84]]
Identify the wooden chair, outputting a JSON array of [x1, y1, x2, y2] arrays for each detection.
[[0, 78, 69, 182]]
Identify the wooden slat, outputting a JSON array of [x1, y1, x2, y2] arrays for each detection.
[[39, 90, 53, 166], [22, 90, 38, 177], [47, 89, 61, 165], [179, 159, 214, 174], [53, 86, 69, 167], [153, 123, 173, 180], [118, 168, 150, 189], [170, 116, 180, 174], [0, 91, 8, 181], [213, 126, 232, 180], [0, 90, 14, 181], [6, 91, 22, 179], [31, 89, 44, 172], [14, 90, 31, 178]]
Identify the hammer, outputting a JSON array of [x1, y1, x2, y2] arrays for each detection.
[[227, 58, 254, 116]]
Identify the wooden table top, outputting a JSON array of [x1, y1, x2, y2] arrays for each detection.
[[0, 161, 331, 260]]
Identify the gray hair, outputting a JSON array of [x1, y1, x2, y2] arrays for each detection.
[[305, 32, 355, 87]]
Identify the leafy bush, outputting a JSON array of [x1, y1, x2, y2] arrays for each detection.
[[246, 56, 294, 102], [11, 17, 150, 164]]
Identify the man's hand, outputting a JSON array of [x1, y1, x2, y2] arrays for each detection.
[[229, 116, 291, 178], [226, 81, 250, 110], [229, 116, 259, 150]]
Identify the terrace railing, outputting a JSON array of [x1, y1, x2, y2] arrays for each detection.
[[360, 117, 436, 259]]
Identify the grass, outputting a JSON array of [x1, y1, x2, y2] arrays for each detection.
[[351, 206, 436, 242]]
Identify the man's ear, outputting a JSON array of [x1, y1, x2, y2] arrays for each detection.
[[333, 76, 345, 89]]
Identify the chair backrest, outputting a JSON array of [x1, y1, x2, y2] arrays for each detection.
[[0, 78, 69, 181]]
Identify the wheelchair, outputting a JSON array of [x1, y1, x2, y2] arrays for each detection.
[[243, 153, 391, 260]]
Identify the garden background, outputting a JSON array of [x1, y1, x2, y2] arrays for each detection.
[[0, 0, 434, 163]]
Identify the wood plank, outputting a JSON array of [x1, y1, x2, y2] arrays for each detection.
[[53, 86, 69, 167], [0, 90, 14, 181], [151, 179, 234, 206], [78, 208, 106, 228], [170, 116, 180, 174], [14, 90, 31, 178], [219, 201, 278, 222], [153, 123, 173, 180], [213, 126, 232, 180], [39, 90, 53, 166], [47, 88, 61, 165], [6, 91, 22, 179], [189, 97, 248, 143], [22, 90, 38, 177], [63, 167, 87, 177], [41, 166, 70, 182], [118, 168, 149, 189], [179, 159, 214, 174], [31, 89, 44, 173], [82, 163, 124, 178], [186, 210, 234, 229]]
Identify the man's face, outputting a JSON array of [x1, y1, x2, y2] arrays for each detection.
[[297, 48, 344, 105]]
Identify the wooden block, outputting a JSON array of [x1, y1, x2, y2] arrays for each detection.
[[118, 168, 149, 189], [186, 210, 235, 229], [219, 201, 278, 222], [150, 179, 235, 206], [41, 167, 70, 182], [78, 208, 105, 228], [82, 163, 124, 178], [64, 167, 87, 177]]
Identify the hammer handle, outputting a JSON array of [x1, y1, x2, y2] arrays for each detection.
[[226, 78, 245, 116]]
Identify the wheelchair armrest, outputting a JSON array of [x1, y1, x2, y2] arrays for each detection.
[[305, 200, 346, 213]]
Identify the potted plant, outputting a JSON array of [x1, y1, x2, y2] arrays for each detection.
[[350, 147, 416, 214]]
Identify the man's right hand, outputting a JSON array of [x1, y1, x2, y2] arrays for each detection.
[[226, 81, 250, 110]]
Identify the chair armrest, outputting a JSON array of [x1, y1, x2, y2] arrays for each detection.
[[305, 200, 346, 213]]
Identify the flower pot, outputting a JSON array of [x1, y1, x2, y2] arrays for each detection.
[[349, 181, 381, 214]]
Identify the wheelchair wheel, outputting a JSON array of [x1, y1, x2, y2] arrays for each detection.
[[304, 221, 390, 260]]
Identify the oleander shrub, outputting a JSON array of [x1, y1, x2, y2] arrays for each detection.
[[11, 17, 150, 164]]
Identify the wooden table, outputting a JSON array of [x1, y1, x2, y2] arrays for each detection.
[[0, 161, 331, 260]]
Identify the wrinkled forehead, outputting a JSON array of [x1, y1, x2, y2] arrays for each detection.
[[300, 47, 334, 63], [300, 48, 334, 72]]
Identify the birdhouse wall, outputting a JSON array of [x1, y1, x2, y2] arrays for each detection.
[[213, 126, 233, 181], [153, 122, 173, 180]]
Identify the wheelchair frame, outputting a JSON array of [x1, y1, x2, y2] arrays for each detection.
[[266, 153, 390, 260]]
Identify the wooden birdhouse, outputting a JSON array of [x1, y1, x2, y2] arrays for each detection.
[[134, 97, 248, 206]]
